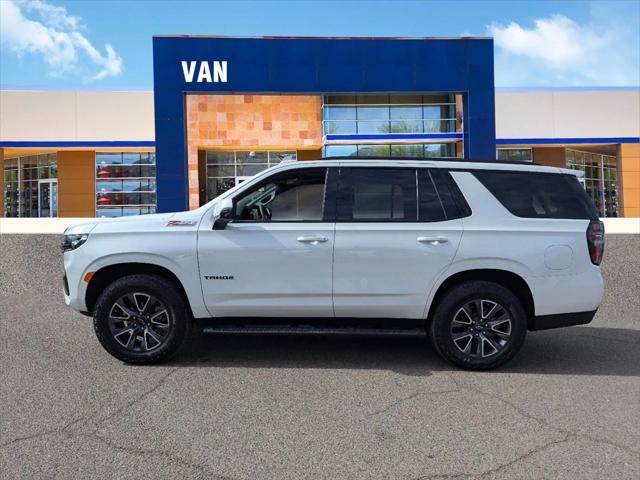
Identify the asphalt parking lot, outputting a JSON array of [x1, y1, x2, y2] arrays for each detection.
[[1, 234, 639, 479]]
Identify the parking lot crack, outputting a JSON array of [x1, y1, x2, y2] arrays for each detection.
[[367, 389, 459, 417], [90, 367, 179, 429], [412, 435, 574, 479], [75, 432, 240, 480], [0, 411, 99, 449], [450, 377, 639, 457]]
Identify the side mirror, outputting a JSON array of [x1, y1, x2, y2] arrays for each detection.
[[213, 206, 233, 230]]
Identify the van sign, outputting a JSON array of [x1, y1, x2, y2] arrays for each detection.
[[181, 61, 227, 83]]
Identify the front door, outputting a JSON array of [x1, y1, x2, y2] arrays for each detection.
[[198, 167, 334, 317], [332, 167, 463, 319], [38, 179, 58, 217]]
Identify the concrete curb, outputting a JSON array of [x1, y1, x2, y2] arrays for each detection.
[[1, 216, 639, 234]]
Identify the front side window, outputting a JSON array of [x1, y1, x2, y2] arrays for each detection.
[[337, 168, 417, 222], [234, 168, 327, 222]]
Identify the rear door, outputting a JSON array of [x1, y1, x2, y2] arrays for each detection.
[[332, 167, 465, 319]]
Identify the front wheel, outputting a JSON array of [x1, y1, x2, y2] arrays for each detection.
[[428, 281, 527, 370], [93, 274, 191, 364]]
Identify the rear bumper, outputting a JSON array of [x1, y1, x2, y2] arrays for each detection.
[[529, 309, 598, 331]]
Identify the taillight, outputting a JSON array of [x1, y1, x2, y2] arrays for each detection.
[[587, 220, 605, 265]]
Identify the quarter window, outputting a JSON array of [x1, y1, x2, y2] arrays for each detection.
[[234, 168, 327, 222], [473, 171, 598, 219]]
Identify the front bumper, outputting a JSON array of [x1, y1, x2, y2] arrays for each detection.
[[529, 309, 598, 331]]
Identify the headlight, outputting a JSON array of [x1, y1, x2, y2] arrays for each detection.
[[61, 234, 89, 252]]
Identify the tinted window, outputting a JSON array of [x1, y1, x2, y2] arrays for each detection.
[[473, 171, 598, 219], [338, 168, 417, 221], [430, 169, 471, 219], [417, 170, 446, 222], [234, 168, 327, 222]]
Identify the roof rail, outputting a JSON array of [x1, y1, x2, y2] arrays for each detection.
[[321, 156, 542, 166]]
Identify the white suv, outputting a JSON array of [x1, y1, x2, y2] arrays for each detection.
[[63, 158, 604, 370]]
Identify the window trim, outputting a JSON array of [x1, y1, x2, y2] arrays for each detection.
[[229, 167, 331, 224]]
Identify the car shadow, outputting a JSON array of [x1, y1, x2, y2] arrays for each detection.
[[166, 326, 640, 377]]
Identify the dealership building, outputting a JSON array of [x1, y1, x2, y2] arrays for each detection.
[[1, 36, 639, 219]]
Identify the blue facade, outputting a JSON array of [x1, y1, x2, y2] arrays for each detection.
[[152, 36, 496, 213]]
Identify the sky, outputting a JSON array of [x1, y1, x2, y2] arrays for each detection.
[[1, 0, 639, 90]]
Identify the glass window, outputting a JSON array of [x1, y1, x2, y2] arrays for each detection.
[[339, 168, 417, 222], [473, 171, 598, 220], [96, 151, 156, 217], [96, 152, 123, 165], [566, 148, 618, 217], [323, 95, 459, 138], [357, 145, 391, 157], [204, 150, 297, 202], [425, 144, 456, 158], [269, 151, 296, 163], [207, 151, 235, 164], [390, 106, 423, 120], [323, 106, 357, 121], [234, 168, 326, 222], [429, 169, 471, 219], [3, 153, 57, 217], [418, 170, 446, 222], [390, 144, 424, 157], [236, 151, 268, 164], [357, 106, 389, 120], [208, 178, 236, 199], [324, 143, 456, 159], [390, 120, 423, 133], [324, 121, 357, 135], [497, 149, 533, 162], [324, 145, 358, 157]]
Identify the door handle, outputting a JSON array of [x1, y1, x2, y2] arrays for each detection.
[[297, 235, 328, 245], [417, 236, 449, 245]]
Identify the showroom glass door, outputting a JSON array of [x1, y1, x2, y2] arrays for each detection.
[[38, 179, 58, 217]]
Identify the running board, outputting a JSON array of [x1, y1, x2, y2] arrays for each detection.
[[201, 325, 425, 336]]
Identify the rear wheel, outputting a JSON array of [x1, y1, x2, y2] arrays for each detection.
[[429, 281, 527, 370], [93, 274, 191, 364]]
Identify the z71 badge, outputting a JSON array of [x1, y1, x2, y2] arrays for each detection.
[[166, 220, 197, 227]]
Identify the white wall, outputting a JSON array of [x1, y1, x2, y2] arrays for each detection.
[[2, 89, 638, 143], [496, 89, 640, 140], [0, 91, 155, 142]]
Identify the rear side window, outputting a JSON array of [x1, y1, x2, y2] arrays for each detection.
[[337, 168, 417, 221], [473, 171, 598, 219], [426, 169, 472, 220], [417, 170, 446, 222]]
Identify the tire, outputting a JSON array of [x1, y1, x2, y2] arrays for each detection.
[[93, 274, 191, 364], [428, 281, 527, 370]]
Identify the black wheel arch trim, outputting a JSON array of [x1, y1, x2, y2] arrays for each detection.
[[84, 263, 194, 318]]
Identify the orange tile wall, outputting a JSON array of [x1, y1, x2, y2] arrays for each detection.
[[618, 143, 640, 217], [185, 94, 323, 209]]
